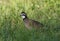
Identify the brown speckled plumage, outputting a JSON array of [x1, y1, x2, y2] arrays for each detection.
[[20, 12, 44, 30]]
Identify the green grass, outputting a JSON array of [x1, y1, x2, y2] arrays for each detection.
[[0, 0, 60, 41]]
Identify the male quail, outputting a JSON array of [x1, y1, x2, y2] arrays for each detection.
[[20, 12, 44, 30]]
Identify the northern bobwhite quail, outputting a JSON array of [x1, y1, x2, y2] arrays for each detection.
[[20, 12, 44, 30]]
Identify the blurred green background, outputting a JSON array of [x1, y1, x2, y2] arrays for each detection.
[[0, 0, 60, 41]]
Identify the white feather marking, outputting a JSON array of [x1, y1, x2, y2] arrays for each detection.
[[22, 16, 25, 18]]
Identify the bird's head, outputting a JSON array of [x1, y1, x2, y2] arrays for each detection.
[[20, 12, 27, 19]]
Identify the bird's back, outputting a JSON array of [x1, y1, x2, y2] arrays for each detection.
[[23, 18, 44, 30]]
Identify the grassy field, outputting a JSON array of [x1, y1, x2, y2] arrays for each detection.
[[0, 0, 60, 41]]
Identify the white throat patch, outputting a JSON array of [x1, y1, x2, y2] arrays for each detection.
[[22, 16, 25, 19]]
